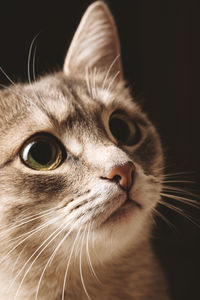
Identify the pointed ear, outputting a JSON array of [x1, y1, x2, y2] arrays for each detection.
[[63, 1, 123, 80]]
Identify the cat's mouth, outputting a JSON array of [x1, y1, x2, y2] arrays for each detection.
[[104, 196, 142, 224], [122, 197, 141, 209]]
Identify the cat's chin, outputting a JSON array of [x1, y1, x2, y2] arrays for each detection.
[[91, 197, 149, 262], [103, 197, 142, 225]]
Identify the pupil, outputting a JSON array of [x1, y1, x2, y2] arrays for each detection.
[[30, 141, 53, 165], [109, 118, 130, 143]]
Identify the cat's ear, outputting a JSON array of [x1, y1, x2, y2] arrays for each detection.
[[63, 1, 123, 80]]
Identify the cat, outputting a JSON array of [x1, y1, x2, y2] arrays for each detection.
[[0, 1, 170, 299]]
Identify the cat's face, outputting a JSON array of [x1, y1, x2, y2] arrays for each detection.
[[0, 0, 163, 278]]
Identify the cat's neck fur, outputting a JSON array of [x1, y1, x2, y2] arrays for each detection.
[[62, 241, 168, 300], [0, 238, 169, 300]]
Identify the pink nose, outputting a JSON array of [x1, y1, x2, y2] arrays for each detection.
[[105, 161, 135, 190]]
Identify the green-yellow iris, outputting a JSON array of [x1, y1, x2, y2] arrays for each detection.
[[20, 134, 63, 171]]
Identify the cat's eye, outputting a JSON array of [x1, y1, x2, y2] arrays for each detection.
[[109, 112, 140, 146], [20, 134, 65, 171]]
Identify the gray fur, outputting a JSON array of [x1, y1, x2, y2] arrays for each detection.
[[0, 1, 169, 299]]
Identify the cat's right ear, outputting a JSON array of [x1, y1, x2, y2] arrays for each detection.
[[63, 1, 123, 80]]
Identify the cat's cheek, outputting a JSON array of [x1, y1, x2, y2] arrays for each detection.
[[129, 166, 162, 211]]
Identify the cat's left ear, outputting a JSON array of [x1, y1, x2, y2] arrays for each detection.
[[63, 1, 123, 80]]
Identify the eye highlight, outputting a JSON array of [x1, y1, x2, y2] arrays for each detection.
[[20, 134, 65, 171], [109, 112, 140, 146]]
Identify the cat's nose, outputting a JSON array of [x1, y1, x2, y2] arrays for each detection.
[[105, 161, 135, 190]]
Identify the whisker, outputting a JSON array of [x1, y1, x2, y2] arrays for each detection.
[[161, 192, 200, 209], [158, 200, 200, 228], [0, 83, 8, 89], [0, 215, 60, 266], [162, 180, 195, 184], [32, 42, 37, 82], [150, 213, 157, 227], [162, 184, 200, 200], [79, 225, 91, 300], [102, 55, 120, 91], [61, 225, 83, 300], [163, 171, 195, 178], [47, 217, 84, 267], [86, 222, 100, 283], [5, 218, 58, 245], [104, 71, 120, 96], [7, 216, 61, 289], [12, 216, 70, 300], [27, 32, 40, 85], [35, 218, 83, 300], [91, 226, 100, 263], [0, 207, 59, 237], [153, 208, 177, 233], [10, 246, 26, 277], [0, 66, 15, 86]]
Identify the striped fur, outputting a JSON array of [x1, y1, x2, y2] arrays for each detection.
[[0, 2, 169, 299]]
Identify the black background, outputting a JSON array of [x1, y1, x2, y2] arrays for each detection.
[[0, 1, 199, 299]]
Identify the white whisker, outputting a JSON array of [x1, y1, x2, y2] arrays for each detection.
[[163, 180, 195, 184], [27, 32, 40, 85], [86, 222, 100, 282], [161, 191, 200, 209], [32, 43, 37, 82], [163, 171, 195, 178], [0, 215, 60, 267], [153, 208, 177, 232], [0, 207, 59, 238], [0, 66, 15, 86], [162, 184, 200, 200], [12, 215, 70, 300], [102, 55, 120, 91], [159, 199, 200, 228], [10, 246, 26, 277], [48, 217, 83, 267], [79, 225, 91, 300], [61, 225, 83, 300], [91, 226, 100, 263], [8, 217, 62, 290], [35, 218, 82, 300], [107, 71, 120, 93]]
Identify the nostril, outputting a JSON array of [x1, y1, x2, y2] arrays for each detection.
[[104, 161, 135, 190], [112, 174, 122, 183]]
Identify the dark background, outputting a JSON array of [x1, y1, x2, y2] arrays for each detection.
[[0, 0, 199, 299]]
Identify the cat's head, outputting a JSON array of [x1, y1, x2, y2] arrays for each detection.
[[0, 1, 163, 267]]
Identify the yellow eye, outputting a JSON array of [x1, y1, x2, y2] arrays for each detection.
[[20, 134, 64, 171], [109, 112, 140, 146]]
